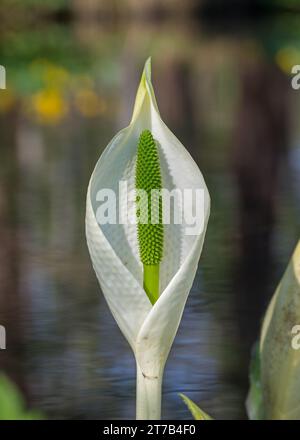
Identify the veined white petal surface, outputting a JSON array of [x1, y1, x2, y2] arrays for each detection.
[[86, 58, 210, 418], [260, 241, 300, 419]]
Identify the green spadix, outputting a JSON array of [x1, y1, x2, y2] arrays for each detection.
[[136, 129, 163, 305]]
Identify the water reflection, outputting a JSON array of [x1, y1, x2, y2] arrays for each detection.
[[232, 51, 290, 393], [0, 16, 299, 419]]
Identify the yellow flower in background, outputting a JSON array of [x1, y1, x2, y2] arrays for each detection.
[[27, 59, 108, 122], [31, 88, 68, 124], [43, 64, 70, 88]]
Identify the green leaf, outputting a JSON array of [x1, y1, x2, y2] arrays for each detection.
[[179, 393, 213, 420], [246, 343, 264, 420], [0, 374, 43, 420]]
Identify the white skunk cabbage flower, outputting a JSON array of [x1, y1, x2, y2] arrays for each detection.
[[259, 241, 300, 419], [85, 58, 210, 419]]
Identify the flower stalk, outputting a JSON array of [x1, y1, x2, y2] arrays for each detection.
[[136, 362, 163, 420], [143, 264, 160, 305]]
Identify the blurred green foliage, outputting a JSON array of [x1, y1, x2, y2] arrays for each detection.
[[246, 344, 264, 420], [0, 0, 68, 12], [0, 374, 43, 420], [271, 0, 300, 10], [0, 26, 92, 95]]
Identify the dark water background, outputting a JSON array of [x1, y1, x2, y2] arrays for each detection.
[[0, 10, 300, 419]]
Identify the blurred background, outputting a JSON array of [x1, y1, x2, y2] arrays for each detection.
[[0, 0, 300, 420]]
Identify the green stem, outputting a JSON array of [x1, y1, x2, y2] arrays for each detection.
[[143, 264, 160, 305], [136, 361, 163, 420]]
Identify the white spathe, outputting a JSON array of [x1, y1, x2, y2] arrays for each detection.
[[259, 241, 300, 419], [85, 58, 210, 419]]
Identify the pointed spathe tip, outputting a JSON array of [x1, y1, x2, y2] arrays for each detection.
[[144, 57, 152, 75], [131, 56, 159, 124], [141, 57, 152, 85]]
